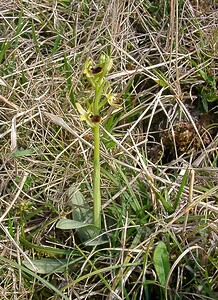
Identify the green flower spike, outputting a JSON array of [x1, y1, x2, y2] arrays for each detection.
[[76, 54, 114, 230]]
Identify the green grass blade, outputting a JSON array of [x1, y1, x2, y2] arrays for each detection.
[[156, 190, 174, 213], [117, 165, 141, 212], [51, 31, 62, 55], [31, 20, 40, 54], [173, 168, 189, 210]]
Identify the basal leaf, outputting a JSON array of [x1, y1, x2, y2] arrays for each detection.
[[68, 185, 92, 223], [80, 227, 108, 246], [23, 258, 68, 274], [58, 184, 109, 245], [10, 148, 36, 157], [153, 241, 170, 286], [56, 219, 108, 245], [56, 219, 96, 230]]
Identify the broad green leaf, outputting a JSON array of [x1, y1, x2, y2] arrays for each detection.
[[56, 219, 96, 230], [57, 185, 108, 245], [0, 256, 70, 300], [68, 185, 92, 223], [81, 227, 108, 246], [10, 148, 36, 157], [153, 241, 170, 286], [56, 219, 108, 246], [23, 258, 68, 274]]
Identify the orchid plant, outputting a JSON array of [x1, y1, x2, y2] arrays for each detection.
[[76, 54, 120, 229]]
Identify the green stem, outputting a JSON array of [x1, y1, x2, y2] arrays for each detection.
[[93, 123, 101, 228], [93, 82, 102, 229], [94, 83, 103, 114]]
